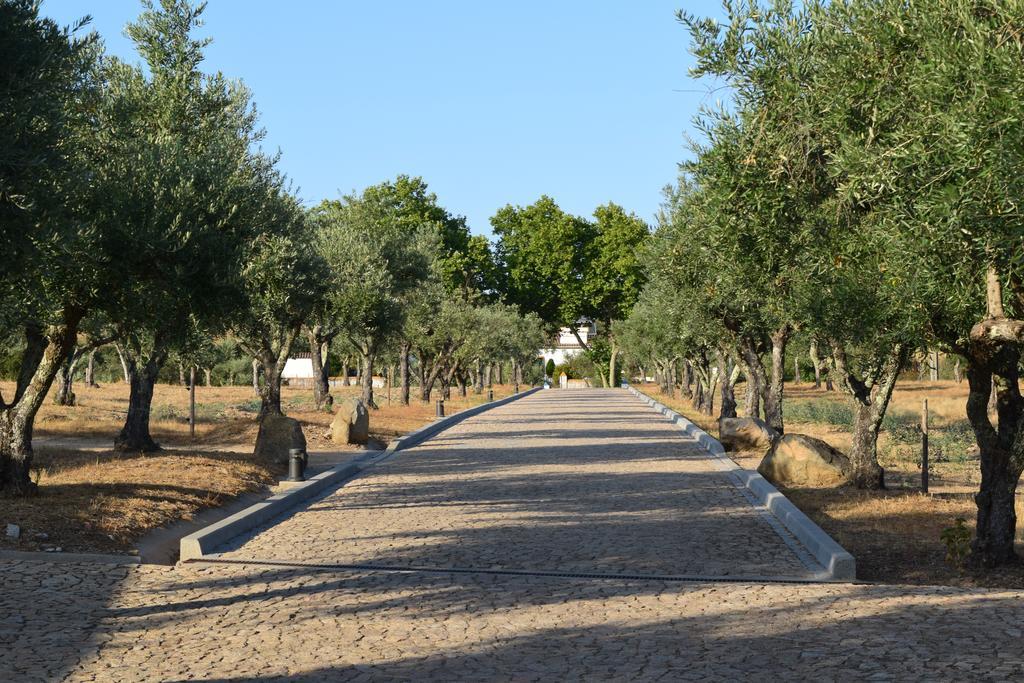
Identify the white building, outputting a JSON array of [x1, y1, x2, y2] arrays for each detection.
[[281, 354, 315, 385], [539, 319, 597, 367]]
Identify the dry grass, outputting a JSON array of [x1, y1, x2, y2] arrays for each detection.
[[1, 446, 280, 555], [637, 380, 1024, 587], [0, 379, 520, 555]]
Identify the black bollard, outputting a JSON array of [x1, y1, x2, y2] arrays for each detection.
[[287, 447, 305, 482], [436, 399, 445, 417], [487, 389, 494, 402], [514, 383, 519, 395]]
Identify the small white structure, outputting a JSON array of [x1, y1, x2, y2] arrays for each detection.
[[539, 319, 597, 367], [282, 354, 315, 386]]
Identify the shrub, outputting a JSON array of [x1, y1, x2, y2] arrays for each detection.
[[544, 359, 555, 378], [941, 518, 972, 574]]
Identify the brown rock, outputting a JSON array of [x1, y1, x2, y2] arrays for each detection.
[[253, 414, 307, 464], [719, 417, 777, 452], [331, 398, 369, 445], [757, 433, 851, 488]]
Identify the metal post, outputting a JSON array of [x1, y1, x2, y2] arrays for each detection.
[[921, 398, 929, 493], [436, 399, 444, 417], [287, 447, 305, 482], [189, 366, 196, 439], [487, 389, 493, 402], [514, 382, 519, 395]]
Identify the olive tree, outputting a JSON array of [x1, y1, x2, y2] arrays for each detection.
[[810, 0, 1024, 561], [310, 176, 438, 408], [91, 0, 272, 451], [0, 0, 99, 494]]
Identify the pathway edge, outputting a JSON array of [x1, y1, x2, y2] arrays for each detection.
[[180, 388, 541, 561], [625, 384, 856, 581]]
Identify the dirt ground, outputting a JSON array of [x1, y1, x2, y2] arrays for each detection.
[[0, 380, 517, 556], [638, 379, 1024, 589]]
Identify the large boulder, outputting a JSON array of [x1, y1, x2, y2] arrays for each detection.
[[757, 433, 851, 488], [253, 414, 307, 464], [720, 417, 777, 452], [331, 398, 369, 445]]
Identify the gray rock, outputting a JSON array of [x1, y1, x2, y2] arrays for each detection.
[[758, 433, 851, 488], [253, 414, 307, 464], [719, 417, 777, 452], [331, 398, 369, 445], [6, 523, 20, 540]]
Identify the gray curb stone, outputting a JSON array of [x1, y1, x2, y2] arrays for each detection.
[[180, 388, 541, 561], [0, 549, 141, 565], [625, 384, 856, 581]]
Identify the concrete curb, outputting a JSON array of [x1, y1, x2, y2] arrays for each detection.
[[625, 385, 856, 581], [180, 388, 540, 561], [0, 549, 141, 565]]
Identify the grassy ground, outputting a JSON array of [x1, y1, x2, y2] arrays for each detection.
[[638, 380, 1024, 588], [0, 380, 517, 555]]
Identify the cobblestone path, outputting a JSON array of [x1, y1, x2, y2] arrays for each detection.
[[216, 390, 816, 578], [5, 389, 1024, 681]]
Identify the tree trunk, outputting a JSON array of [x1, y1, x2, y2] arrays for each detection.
[[308, 328, 333, 411], [359, 343, 376, 408], [114, 345, 167, 453], [718, 352, 737, 420], [341, 356, 350, 386], [418, 353, 428, 402], [115, 344, 130, 383], [474, 358, 484, 394], [257, 352, 284, 419], [742, 357, 762, 419], [53, 349, 80, 407], [483, 363, 492, 389], [399, 343, 411, 405], [668, 360, 678, 398], [740, 336, 770, 423], [85, 349, 97, 388], [204, 368, 211, 386], [252, 358, 259, 395], [964, 360, 1023, 566], [658, 361, 671, 395], [693, 356, 717, 415], [177, 362, 186, 386], [495, 362, 503, 385], [608, 339, 619, 388], [0, 318, 81, 495], [680, 361, 693, 399], [833, 341, 907, 490], [457, 371, 467, 397], [809, 339, 823, 389], [953, 357, 963, 383], [764, 326, 789, 434]]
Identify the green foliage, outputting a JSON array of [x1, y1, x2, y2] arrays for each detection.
[[556, 354, 597, 382], [545, 359, 555, 378], [492, 198, 648, 336], [492, 196, 594, 330], [310, 175, 437, 353], [941, 518, 972, 574]]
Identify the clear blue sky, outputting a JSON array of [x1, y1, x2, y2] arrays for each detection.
[[42, 1, 725, 235]]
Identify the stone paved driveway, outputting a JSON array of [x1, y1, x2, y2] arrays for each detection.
[[5, 560, 1024, 681], [6, 389, 1024, 681], [216, 390, 815, 579]]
